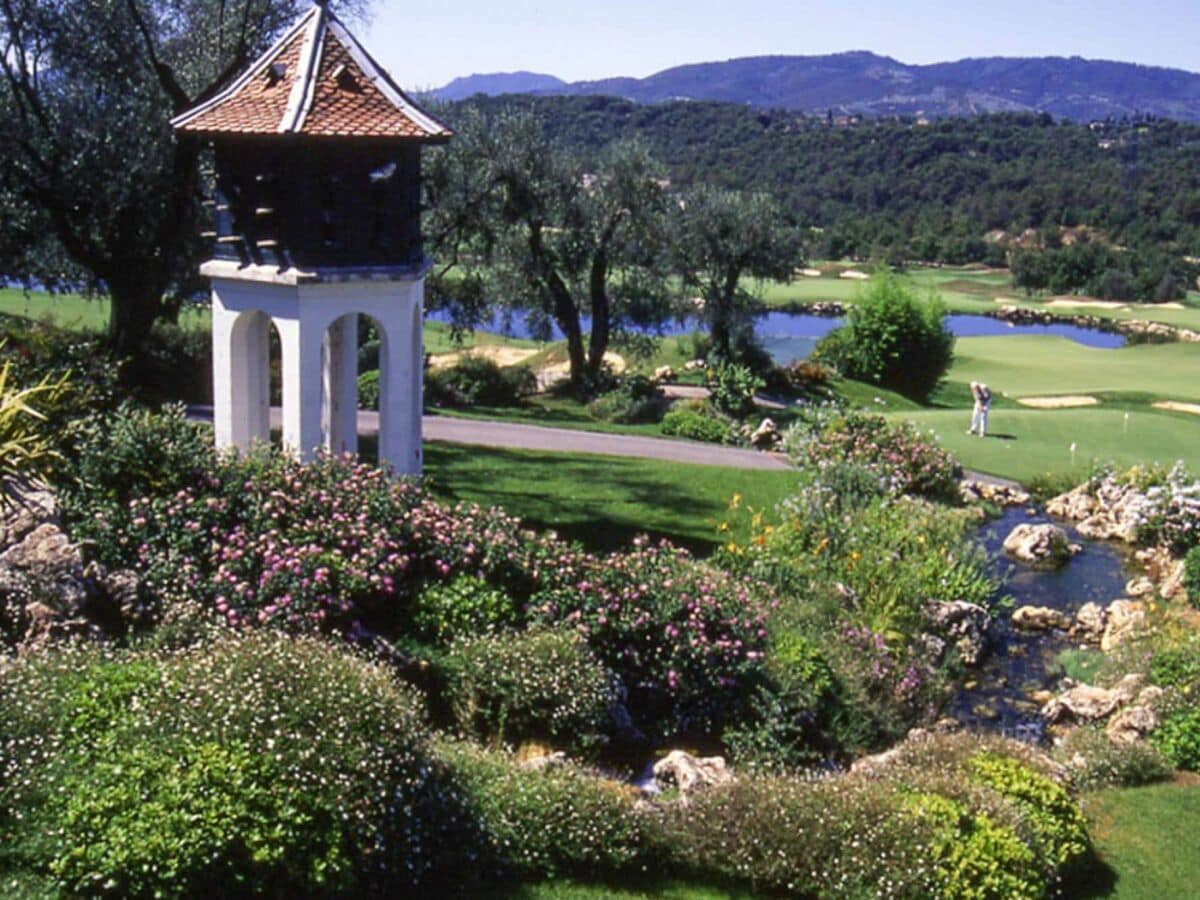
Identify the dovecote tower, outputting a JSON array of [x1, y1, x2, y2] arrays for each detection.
[[172, 2, 451, 472]]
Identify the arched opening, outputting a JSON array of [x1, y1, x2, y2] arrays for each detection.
[[321, 312, 389, 462], [226, 310, 283, 449]]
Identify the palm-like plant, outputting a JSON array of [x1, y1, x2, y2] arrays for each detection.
[[0, 354, 67, 497]]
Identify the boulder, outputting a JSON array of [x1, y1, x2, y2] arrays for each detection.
[[653, 365, 675, 383], [926, 600, 990, 666], [1106, 706, 1158, 744], [653, 750, 733, 797], [1041, 684, 1123, 723], [1101, 600, 1147, 653], [959, 479, 1031, 507], [1072, 602, 1107, 643], [1002, 523, 1079, 568], [749, 418, 780, 450], [0, 483, 58, 548], [683, 359, 706, 372], [1012, 605, 1072, 632], [1124, 576, 1155, 598], [1045, 485, 1097, 521]]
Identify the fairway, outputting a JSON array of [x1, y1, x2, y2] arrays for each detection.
[[949, 336, 1200, 402], [894, 406, 1200, 483], [0, 288, 210, 332]]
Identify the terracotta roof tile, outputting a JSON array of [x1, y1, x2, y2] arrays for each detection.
[[173, 5, 450, 141]]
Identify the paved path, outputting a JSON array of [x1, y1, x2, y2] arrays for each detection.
[[187, 406, 792, 471]]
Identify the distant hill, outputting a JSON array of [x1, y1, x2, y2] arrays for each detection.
[[433, 52, 1200, 122], [437, 71, 567, 102]]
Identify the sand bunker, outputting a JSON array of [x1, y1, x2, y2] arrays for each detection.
[[1017, 395, 1100, 409], [798, 268, 823, 278], [1153, 401, 1200, 416], [838, 270, 870, 280], [1046, 298, 1130, 310], [539, 351, 626, 381], [430, 346, 539, 370]]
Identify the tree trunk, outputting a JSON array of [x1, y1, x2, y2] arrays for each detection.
[[106, 274, 166, 369], [586, 250, 610, 376]]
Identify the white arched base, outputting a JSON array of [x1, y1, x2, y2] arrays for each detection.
[[206, 261, 425, 475]]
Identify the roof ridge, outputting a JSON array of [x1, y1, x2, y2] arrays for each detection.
[[170, 6, 318, 130], [279, 5, 326, 133]]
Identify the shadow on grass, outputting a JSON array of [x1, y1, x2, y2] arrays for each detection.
[[422, 442, 721, 556], [1063, 851, 1119, 898]]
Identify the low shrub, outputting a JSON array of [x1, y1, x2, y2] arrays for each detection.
[[443, 629, 618, 752], [0, 356, 66, 490], [586, 375, 666, 424], [139, 323, 212, 403], [58, 403, 215, 567], [1152, 706, 1200, 771], [532, 539, 772, 740], [812, 269, 954, 402], [763, 359, 832, 398], [358, 368, 381, 410], [783, 408, 959, 501], [706, 361, 762, 419], [425, 355, 535, 408], [0, 633, 469, 896], [661, 407, 728, 444], [1149, 634, 1200, 688], [1184, 545, 1200, 607], [412, 574, 524, 646], [436, 741, 647, 880], [1057, 727, 1173, 789]]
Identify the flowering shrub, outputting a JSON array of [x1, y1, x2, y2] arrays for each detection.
[[1137, 463, 1200, 555], [0, 634, 471, 895], [654, 737, 1086, 898], [412, 575, 524, 645], [532, 538, 773, 738], [443, 630, 617, 752], [783, 409, 959, 501], [436, 741, 647, 880], [1057, 727, 1172, 790]]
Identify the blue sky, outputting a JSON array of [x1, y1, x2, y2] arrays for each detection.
[[363, 0, 1200, 90]]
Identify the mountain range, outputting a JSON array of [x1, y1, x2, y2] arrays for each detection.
[[435, 52, 1200, 122]]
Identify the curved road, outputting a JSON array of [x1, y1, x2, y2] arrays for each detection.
[[186, 406, 791, 471]]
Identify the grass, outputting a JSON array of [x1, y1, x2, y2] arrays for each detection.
[[0, 288, 210, 332], [422, 442, 798, 555], [1070, 783, 1200, 899]]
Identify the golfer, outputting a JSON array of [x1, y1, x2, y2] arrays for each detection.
[[969, 382, 992, 437]]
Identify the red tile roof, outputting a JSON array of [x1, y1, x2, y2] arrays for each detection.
[[172, 5, 450, 141]]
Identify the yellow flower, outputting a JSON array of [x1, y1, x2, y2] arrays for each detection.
[[729, 493, 743, 510], [851, 551, 862, 561], [717, 522, 730, 533]]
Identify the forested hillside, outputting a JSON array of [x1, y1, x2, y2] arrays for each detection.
[[441, 96, 1200, 294]]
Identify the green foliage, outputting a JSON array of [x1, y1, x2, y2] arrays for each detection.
[[660, 407, 728, 443], [1152, 706, 1200, 771], [436, 741, 647, 880], [1184, 545, 1200, 607], [969, 752, 1091, 872], [670, 185, 798, 363], [139, 323, 212, 403], [0, 633, 464, 896], [586, 375, 666, 424], [1057, 727, 1173, 790], [705, 362, 763, 420], [443, 630, 618, 752], [358, 368, 381, 410], [412, 574, 524, 645], [907, 792, 1042, 900], [426, 355, 536, 408], [0, 357, 65, 490], [813, 269, 954, 402], [58, 403, 214, 568]]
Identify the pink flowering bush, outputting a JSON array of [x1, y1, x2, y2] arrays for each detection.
[[532, 538, 774, 738], [783, 408, 959, 501]]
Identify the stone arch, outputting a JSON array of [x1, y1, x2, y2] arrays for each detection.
[[319, 311, 393, 460], [222, 309, 281, 450]]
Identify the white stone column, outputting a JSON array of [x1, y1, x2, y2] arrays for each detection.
[[322, 313, 358, 456], [410, 291, 424, 471], [278, 316, 325, 459], [210, 299, 238, 450], [378, 300, 419, 475]]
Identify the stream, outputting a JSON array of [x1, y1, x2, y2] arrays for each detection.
[[951, 506, 1135, 742]]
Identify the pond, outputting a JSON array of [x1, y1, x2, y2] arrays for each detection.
[[951, 506, 1135, 742], [429, 310, 1126, 363]]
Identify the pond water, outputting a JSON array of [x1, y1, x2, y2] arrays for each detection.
[[951, 506, 1135, 741], [429, 310, 1126, 363]]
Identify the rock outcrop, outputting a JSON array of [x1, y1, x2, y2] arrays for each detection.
[[959, 479, 1031, 507], [1101, 599, 1148, 652], [652, 750, 733, 798], [1012, 605, 1072, 632], [926, 600, 990, 666], [750, 418, 780, 450], [1003, 523, 1079, 568]]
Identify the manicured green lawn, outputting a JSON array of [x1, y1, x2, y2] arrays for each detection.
[[0, 288, 210, 332], [894, 406, 1200, 483], [1070, 783, 1200, 899], [433, 398, 670, 438], [947, 336, 1200, 403], [423, 442, 798, 555]]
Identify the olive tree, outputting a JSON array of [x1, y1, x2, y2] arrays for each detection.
[[0, 0, 368, 359]]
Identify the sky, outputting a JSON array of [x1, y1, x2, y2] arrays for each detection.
[[363, 0, 1200, 90]]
